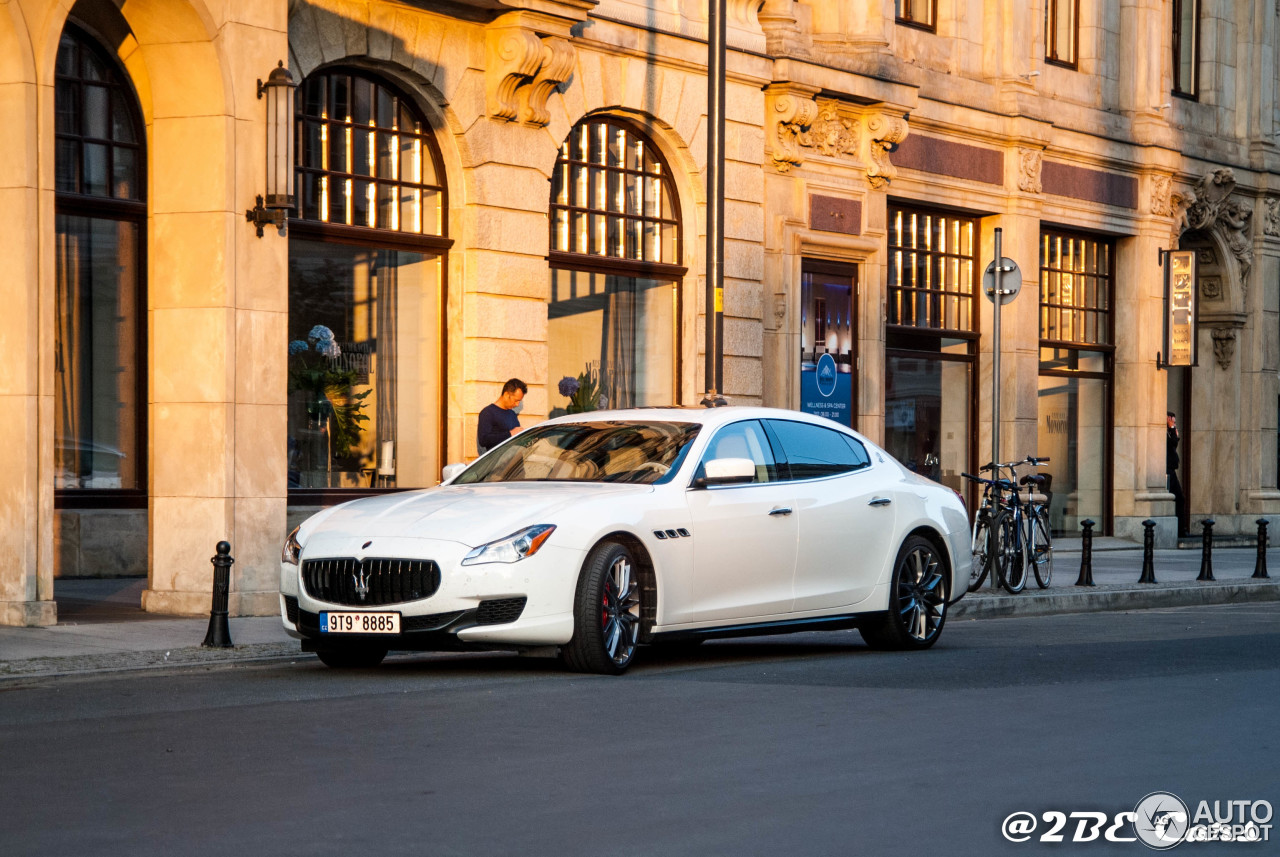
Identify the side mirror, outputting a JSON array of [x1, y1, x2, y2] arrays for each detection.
[[441, 462, 467, 484], [694, 457, 757, 488]]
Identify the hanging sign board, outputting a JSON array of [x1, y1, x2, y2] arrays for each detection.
[[1163, 250, 1198, 366]]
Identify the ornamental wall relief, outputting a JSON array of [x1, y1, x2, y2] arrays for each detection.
[[486, 20, 577, 127], [1150, 174, 1175, 217], [1176, 168, 1254, 287], [865, 113, 908, 188], [1211, 327, 1236, 370], [765, 85, 908, 187], [1264, 197, 1280, 237], [1017, 148, 1042, 194]]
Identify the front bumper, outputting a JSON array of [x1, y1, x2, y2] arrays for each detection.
[[280, 539, 580, 649]]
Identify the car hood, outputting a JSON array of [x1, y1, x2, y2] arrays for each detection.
[[304, 482, 654, 548]]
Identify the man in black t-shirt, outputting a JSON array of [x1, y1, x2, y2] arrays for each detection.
[[477, 378, 527, 454]]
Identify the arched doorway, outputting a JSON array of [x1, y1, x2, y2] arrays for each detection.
[[547, 117, 685, 413], [287, 67, 451, 507], [53, 22, 147, 577]]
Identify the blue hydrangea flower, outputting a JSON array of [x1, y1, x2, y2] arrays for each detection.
[[558, 376, 580, 398], [317, 339, 342, 359], [288, 340, 310, 355], [308, 324, 335, 342]]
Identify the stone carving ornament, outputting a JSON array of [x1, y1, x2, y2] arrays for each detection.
[[1017, 148, 1042, 194], [865, 113, 908, 189], [486, 24, 576, 127], [1211, 327, 1236, 370], [1177, 168, 1254, 286], [1150, 174, 1174, 217], [796, 102, 859, 158], [768, 89, 820, 172], [1264, 197, 1280, 237]]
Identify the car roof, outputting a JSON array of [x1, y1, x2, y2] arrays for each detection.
[[539, 406, 873, 442]]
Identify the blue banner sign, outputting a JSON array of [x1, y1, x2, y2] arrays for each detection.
[[800, 352, 852, 425]]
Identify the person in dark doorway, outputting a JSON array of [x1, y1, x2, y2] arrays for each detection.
[[1167, 412, 1188, 538], [478, 378, 527, 455]]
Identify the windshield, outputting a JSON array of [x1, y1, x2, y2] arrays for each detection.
[[454, 421, 701, 485]]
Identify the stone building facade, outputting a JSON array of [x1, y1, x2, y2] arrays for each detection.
[[2, 0, 1277, 625]]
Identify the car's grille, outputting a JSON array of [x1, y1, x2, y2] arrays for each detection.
[[284, 595, 299, 625], [301, 558, 441, 607], [476, 597, 527, 625]]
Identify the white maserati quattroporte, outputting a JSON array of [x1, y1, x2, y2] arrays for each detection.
[[280, 407, 971, 674]]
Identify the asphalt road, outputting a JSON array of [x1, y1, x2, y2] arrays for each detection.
[[2, 603, 1278, 856]]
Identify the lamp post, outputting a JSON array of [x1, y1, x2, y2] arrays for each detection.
[[700, 0, 728, 408], [246, 60, 297, 237]]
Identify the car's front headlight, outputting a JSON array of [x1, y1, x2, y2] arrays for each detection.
[[282, 526, 303, 566], [461, 524, 556, 566]]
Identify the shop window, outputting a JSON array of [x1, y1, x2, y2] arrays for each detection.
[[1173, 0, 1200, 98], [54, 25, 146, 507], [895, 0, 937, 32], [885, 205, 978, 495], [548, 119, 683, 412], [289, 70, 449, 497], [1038, 230, 1114, 535], [1045, 0, 1079, 68]]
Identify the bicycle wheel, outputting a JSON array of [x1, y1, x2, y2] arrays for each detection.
[[994, 509, 1025, 593], [968, 509, 992, 592], [1032, 508, 1053, 588]]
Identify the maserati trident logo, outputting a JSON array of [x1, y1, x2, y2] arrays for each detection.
[[353, 565, 370, 601]]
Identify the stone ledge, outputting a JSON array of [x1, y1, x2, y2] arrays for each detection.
[[953, 580, 1280, 621]]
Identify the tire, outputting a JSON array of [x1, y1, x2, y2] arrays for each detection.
[[316, 647, 387, 668], [561, 541, 642, 675], [1032, 509, 1053, 588], [968, 510, 993, 593], [994, 510, 1026, 593], [859, 535, 950, 651]]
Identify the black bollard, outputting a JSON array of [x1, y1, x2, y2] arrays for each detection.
[[1197, 519, 1215, 581], [202, 541, 234, 648], [1138, 519, 1158, 583], [1253, 518, 1270, 579], [1075, 519, 1096, 586]]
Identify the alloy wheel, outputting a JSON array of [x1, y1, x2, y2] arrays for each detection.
[[896, 545, 946, 643], [601, 555, 641, 666]]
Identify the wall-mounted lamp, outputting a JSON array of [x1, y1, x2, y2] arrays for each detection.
[[246, 61, 297, 237]]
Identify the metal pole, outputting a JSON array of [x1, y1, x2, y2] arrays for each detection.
[[202, 541, 234, 648], [701, 0, 726, 407], [991, 228, 1003, 470]]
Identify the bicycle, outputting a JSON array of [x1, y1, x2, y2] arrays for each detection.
[[961, 469, 1019, 593], [985, 457, 1055, 592]]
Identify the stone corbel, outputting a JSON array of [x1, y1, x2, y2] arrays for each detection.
[[864, 112, 908, 189], [486, 25, 545, 122], [1211, 326, 1237, 370], [766, 84, 820, 173], [523, 36, 575, 127]]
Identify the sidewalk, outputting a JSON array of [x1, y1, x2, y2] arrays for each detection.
[[1, 543, 1277, 680]]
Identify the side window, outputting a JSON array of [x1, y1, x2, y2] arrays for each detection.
[[768, 420, 870, 480], [694, 420, 779, 484]]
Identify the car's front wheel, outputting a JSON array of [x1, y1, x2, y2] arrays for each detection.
[[860, 535, 949, 651], [561, 541, 641, 675], [316, 647, 387, 669]]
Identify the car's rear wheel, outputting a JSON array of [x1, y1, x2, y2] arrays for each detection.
[[316, 647, 388, 669], [561, 541, 641, 675], [860, 535, 949, 651]]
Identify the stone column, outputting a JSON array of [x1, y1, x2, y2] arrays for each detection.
[[1113, 220, 1176, 544], [0, 9, 55, 626], [139, 5, 288, 615]]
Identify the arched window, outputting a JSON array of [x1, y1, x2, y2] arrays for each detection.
[[53, 24, 146, 505], [548, 118, 684, 413], [288, 69, 449, 496]]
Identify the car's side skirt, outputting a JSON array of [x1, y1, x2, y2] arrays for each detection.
[[647, 612, 869, 643]]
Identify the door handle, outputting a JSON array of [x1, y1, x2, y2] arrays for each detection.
[[868, 497, 892, 507], [768, 507, 793, 516]]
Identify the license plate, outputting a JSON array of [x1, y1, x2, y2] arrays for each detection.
[[320, 612, 401, 634]]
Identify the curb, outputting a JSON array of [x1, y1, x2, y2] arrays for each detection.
[[953, 579, 1280, 620], [0, 641, 301, 681]]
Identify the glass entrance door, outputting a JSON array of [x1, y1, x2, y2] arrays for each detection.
[[800, 264, 856, 428]]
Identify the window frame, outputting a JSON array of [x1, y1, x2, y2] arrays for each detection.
[[293, 67, 449, 242], [895, 0, 938, 33], [1045, 0, 1080, 70], [288, 68, 453, 505], [1038, 228, 1115, 349], [1172, 0, 1200, 99], [692, 420, 782, 487], [53, 24, 148, 511]]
